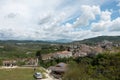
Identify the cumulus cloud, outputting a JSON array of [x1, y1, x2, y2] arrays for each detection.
[[0, 0, 119, 40], [91, 10, 112, 32], [73, 5, 100, 27], [91, 10, 120, 33], [109, 17, 120, 31], [100, 10, 111, 21]]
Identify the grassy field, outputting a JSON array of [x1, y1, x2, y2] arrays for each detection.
[[0, 67, 46, 80]]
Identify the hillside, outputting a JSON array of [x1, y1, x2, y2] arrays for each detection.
[[0, 40, 62, 59], [0, 36, 120, 59], [73, 36, 120, 45]]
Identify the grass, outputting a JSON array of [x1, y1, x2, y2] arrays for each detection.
[[0, 67, 46, 80]]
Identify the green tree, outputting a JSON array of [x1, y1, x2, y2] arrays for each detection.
[[0, 59, 2, 66], [36, 50, 42, 60]]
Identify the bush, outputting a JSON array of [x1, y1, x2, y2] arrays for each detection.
[[17, 61, 25, 66], [63, 53, 120, 80], [0, 59, 2, 66]]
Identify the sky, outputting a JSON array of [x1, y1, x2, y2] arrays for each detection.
[[0, 0, 120, 41]]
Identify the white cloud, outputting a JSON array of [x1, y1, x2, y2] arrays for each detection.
[[0, 0, 119, 41], [91, 10, 112, 32], [91, 10, 120, 33], [73, 5, 100, 27], [109, 17, 120, 31], [91, 21, 110, 32], [100, 10, 111, 21]]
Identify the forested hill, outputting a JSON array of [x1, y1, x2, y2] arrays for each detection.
[[0, 36, 120, 44], [73, 36, 120, 45], [0, 40, 62, 44]]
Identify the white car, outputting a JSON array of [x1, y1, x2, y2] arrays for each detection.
[[33, 72, 42, 79]]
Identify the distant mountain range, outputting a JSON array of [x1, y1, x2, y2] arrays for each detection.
[[53, 39, 73, 43], [0, 36, 120, 44], [0, 39, 72, 44]]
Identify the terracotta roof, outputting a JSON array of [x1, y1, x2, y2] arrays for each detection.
[[48, 62, 67, 72], [56, 62, 67, 67], [49, 66, 66, 72], [42, 53, 54, 60], [57, 51, 71, 54]]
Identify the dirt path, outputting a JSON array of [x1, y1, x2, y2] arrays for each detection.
[[41, 67, 59, 80], [42, 73, 54, 80], [0, 66, 18, 69]]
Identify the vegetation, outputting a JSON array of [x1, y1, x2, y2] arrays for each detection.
[[1, 36, 120, 59], [0, 37, 120, 79], [0, 59, 2, 66], [0, 41, 62, 59], [39, 52, 120, 79], [63, 53, 120, 80], [36, 50, 42, 60], [73, 36, 120, 45], [39, 57, 73, 68], [0, 67, 46, 80]]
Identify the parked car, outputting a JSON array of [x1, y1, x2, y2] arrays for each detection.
[[33, 72, 42, 79]]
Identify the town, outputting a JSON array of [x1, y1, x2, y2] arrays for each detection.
[[0, 0, 120, 79], [0, 36, 120, 80]]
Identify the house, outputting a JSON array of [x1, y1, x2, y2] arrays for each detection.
[[42, 53, 54, 61], [48, 62, 67, 79], [53, 51, 72, 58], [24, 58, 38, 66], [3, 60, 17, 67], [2, 58, 38, 67], [73, 51, 87, 57], [0, 46, 4, 48], [98, 40, 113, 50], [80, 44, 92, 53], [18, 58, 38, 66]]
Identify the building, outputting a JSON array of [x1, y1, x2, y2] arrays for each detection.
[[42, 53, 54, 61], [24, 58, 38, 66], [53, 51, 72, 58], [73, 51, 87, 57], [48, 62, 67, 79], [2, 58, 38, 67], [3, 60, 17, 67]]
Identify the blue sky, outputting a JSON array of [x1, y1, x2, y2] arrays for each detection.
[[0, 0, 120, 41]]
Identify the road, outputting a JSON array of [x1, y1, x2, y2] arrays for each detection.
[[41, 68, 59, 80], [35, 72, 58, 80]]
